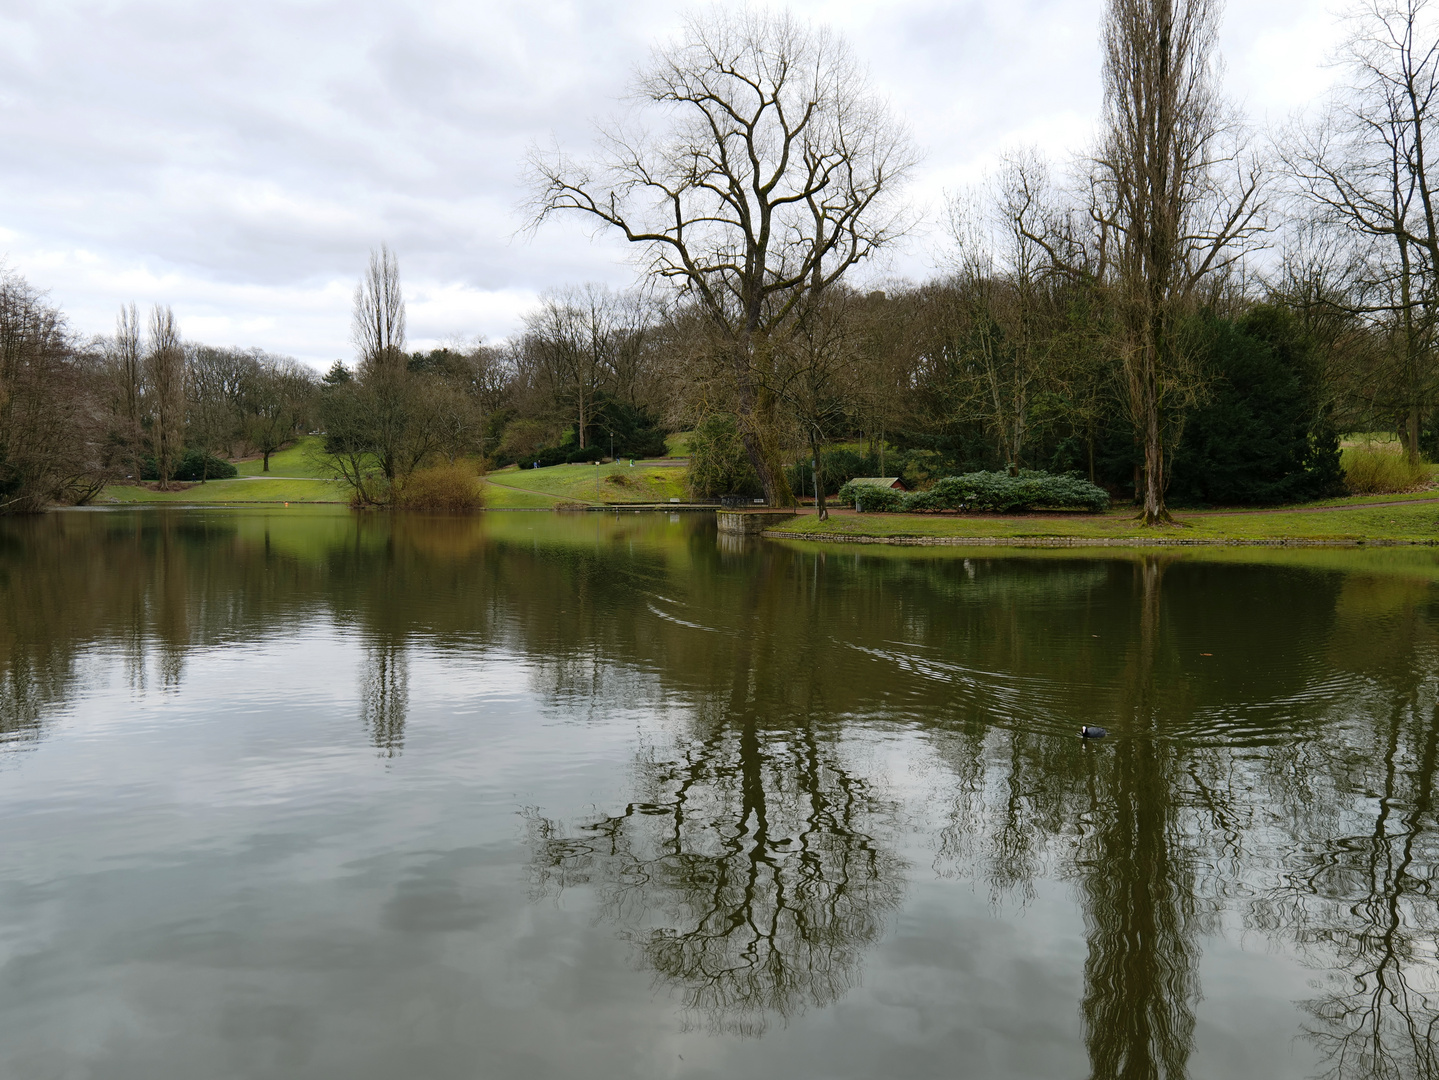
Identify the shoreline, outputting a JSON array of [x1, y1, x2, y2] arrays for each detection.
[[760, 530, 1439, 548]]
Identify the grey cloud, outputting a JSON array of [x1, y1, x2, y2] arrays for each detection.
[[0, 0, 1345, 362]]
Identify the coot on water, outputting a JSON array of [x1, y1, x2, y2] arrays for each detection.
[[1079, 725, 1108, 739]]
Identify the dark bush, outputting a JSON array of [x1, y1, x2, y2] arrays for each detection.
[[510, 398, 667, 469], [784, 447, 871, 496], [1167, 308, 1344, 505], [840, 471, 1108, 513], [140, 450, 237, 482], [592, 396, 669, 459], [838, 482, 906, 512]]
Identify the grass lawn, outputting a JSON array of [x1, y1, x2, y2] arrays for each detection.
[[480, 481, 567, 509], [232, 436, 334, 478], [485, 462, 688, 504], [101, 477, 348, 504], [768, 499, 1439, 544]]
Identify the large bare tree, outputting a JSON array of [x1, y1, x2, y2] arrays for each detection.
[[1286, 0, 1439, 464], [529, 9, 915, 505], [522, 285, 620, 450], [1098, 0, 1265, 523], [348, 245, 421, 485], [352, 244, 406, 377], [0, 266, 103, 512], [111, 303, 145, 476]]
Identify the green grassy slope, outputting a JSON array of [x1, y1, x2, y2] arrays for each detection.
[[480, 481, 565, 508], [101, 477, 348, 504], [485, 462, 687, 504], [232, 436, 333, 478]]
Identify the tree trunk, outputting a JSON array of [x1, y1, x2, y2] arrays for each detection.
[[810, 433, 828, 522], [263, 450, 271, 473], [1140, 341, 1170, 525], [735, 362, 796, 507]]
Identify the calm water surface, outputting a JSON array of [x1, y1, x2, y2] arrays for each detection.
[[2, 508, 1437, 1080]]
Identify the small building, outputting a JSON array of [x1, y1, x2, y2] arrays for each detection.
[[849, 476, 907, 492]]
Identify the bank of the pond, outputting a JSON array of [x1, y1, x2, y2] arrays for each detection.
[[99, 476, 349, 504], [91, 481, 1439, 545], [763, 499, 1439, 546]]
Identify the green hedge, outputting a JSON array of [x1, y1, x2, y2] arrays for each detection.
[[839, 471, 1109, 514]]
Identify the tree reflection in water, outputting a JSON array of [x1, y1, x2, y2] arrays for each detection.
[[1076, 559, 1204, 1080], [1260, 573, 1439, 1080], [527, 713, 903, 1035], [1077, 736, 1204, 1080], [529, 557, 909, 1046], [361, 639, 408, 757]]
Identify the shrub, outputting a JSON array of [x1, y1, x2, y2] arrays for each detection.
[[140, 450, 237, 482], [840, 471, 1108, 513], [174, 450, 238, 482], [784, 447, 871, 496], [838, 482, 906, 512], [392, 463, 484, 512], [1341, 446, 1430, 494], [566, 444, 605, 464]]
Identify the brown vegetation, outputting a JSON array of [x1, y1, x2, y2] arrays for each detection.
[[391, 463, 485, 513]]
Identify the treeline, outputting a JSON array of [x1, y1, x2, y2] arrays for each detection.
[[9, 3, 1439, 517], [0, 245, 1352, 514], [0, 264, 321, 511]]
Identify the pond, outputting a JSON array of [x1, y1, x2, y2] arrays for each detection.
[[1, 508, 1437, 1080]]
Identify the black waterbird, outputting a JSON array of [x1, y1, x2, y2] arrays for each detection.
[[1079, 725, 1108, 739]]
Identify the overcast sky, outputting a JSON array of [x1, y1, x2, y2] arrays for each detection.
[[0, 0, 1349, 367]]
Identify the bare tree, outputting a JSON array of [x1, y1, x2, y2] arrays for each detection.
[[772, 289, 862, 520], [320, 247, 462, 501], [243, 355, 315, 472], [0, 265, 105, 512], [1097, 0, 1266, 523], [522, 286, 616, 450], [112, 303, 145, 476], [941, 159, 1066, 473], [186, 346, 256, 481], [145, 305, 185, 489], [352, 244, 406, 376], [347, 245, 419, 485], [529, 8, 916, 505], [1286, 0, 1439, 463], [607, 289, 666, 415]]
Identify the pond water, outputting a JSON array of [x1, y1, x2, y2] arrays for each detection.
[[1, 508, 1437, 1080]]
